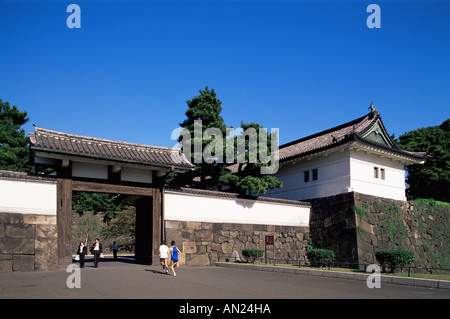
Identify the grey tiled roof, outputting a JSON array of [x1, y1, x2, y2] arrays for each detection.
[[279, 112, 374, 161], [228, 111, 426, 173], [0, 170, 57, 183], [278, 111, 426, 163], [29, 127, 193, 170]]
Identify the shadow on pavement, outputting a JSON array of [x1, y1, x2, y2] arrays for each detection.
[[73, 254, 136, 267], [145, 269, 170, 275]]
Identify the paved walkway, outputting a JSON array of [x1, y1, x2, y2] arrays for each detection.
[[216, 262, 450, 290], [1, 256, 449, 299]]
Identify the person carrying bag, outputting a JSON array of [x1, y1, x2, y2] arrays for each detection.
[[76, 241, 87, 268]]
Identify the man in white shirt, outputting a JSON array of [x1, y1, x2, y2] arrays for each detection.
[[91, 238, 103, 268], [159, 241, 169, 274]]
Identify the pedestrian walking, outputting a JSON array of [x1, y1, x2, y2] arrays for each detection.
[[76, 241, 87, 268], [90, 238, 103, 268], [159, 240, 169, 274], [169, 240, 181, 276], [112, 241, 119, 260]]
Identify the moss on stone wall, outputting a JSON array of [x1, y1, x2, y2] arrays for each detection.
[[353, 193, 449, 268], [309, 193, 450, 268]]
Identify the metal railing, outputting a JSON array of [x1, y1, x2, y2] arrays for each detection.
[[219, 256, 450, 278]]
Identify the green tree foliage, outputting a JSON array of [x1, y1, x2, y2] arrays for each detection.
[[397, 119, 450, 202], [0, 99, 32, 172], [242, 248, 265, 263], [74, 213, 102, 249], [72, 192, 124, 221], [73, 193, 133, 251], [174, 86, 228, 189], [375, 249, 415, 272], [224, 122, 282, 195], [101, 205, 136, 252], [171, 87, 282, 195], [306, 248, 335, 266]]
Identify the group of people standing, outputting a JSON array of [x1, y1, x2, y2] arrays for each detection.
[[76, 238, 119, 268], [76, 238, 181, 276], [159, 240, 181, 276]]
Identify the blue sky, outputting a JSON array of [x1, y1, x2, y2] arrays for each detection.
[[1, 0, 449, 147]]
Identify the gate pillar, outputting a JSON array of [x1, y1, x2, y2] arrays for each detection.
[[57, 178, 73, 267]]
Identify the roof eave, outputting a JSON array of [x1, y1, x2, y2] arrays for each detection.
[[353, 135, 427, 164], [279, 135, 354, 165], [30, 146, 194, 172], [279, 134, 427, 167]]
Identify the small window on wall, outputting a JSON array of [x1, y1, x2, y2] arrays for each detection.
[[304, 169, 318, 183], [374, 167, 386, 180], [312, 168, 318, 181]]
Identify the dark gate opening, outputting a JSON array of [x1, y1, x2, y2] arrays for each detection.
[[57, 179, 162, 267], [72, 191, 136, 264]]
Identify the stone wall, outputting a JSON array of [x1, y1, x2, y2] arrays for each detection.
[[165, 220, 310, 265], [308, 192, 359, 263], [353, 193, 450, 268], [308, 192, 450, 268], [0, 212, 58, 272]]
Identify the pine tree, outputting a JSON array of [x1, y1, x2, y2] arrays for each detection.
[[176, 86, 228, 189], [171, 87, 282, 195], [225, 122, 282, 195], [0, 99, 32, 172]]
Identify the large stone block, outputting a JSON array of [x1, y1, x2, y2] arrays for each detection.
[[35, 238, 58, 271], [0, 238, 35, 254], [0, 260, 13, 273], [5, 224, 35, 239], [187, 253, 210, 266], [165, 220, 179, 229], [13, 255, 35, 272], [296, 232, 304, 241], [0, 212, 24, 224], [221, 242, 232, 254], [183, 242, 197, 254], [183, 221, 202, 230], [0, 253, 12, 261], [324, 216, 333, 228], [23, 214, 56, 225], [357, 218, 374, 235], [36, 224, 57, 238], [201, 222, 213, 230], [195, 230, 213, 242]]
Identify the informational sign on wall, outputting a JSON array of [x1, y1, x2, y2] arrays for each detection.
[[265, 235, 274, 245]]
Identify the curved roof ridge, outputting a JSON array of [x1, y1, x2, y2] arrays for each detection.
[[32, 126, 175, 151], [280, 112, 371, 149], [276, 110, 425, 164], [29, 126, 194, 170]]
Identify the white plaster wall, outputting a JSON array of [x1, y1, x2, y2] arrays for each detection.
[[164, 192, 310, 227], [349, 150, 406, 200], [0, 179, 57, 215], [121, 167, 153, 184], [265, 150, 351, 200], [72, 161, 108, 179]]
